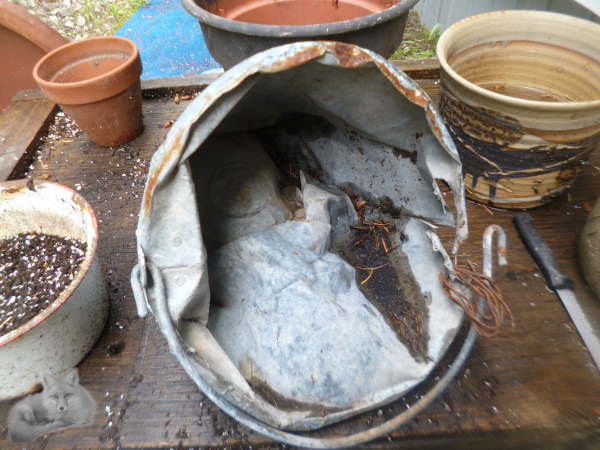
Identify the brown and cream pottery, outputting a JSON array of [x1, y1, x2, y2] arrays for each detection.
[[437, 10, 600, 209]]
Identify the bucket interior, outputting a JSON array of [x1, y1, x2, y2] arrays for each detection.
[[190, 114, 434, 367], [183, 100, 462, 425]]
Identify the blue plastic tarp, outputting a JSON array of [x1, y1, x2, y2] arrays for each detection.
[[115, 0, 220, 79]]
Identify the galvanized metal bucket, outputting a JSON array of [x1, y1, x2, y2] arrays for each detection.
[[131, 42, 469, 446]]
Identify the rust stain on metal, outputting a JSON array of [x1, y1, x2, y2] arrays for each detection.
[[266, 46, 324, 72], [497, 244, 506, 260], [328, 42, 371, 68], [143, 130, 185, 218], [373, 61, 429, 108], [425, 108, 443, 138]]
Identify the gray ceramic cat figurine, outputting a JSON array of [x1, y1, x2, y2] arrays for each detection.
[[7, 368, 96, 442]]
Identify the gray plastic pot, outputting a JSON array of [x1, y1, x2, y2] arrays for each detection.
[[182, 0, 419, 68]]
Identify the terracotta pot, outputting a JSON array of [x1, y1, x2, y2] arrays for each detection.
[[0, 179, 108, 400], [0, 0, 68, 111], [33, 36, 143, 147], [437, 10, 600, 209]]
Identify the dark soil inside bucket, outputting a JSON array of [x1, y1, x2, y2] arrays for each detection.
[[334, 208, 431, 363], [0, 233, 87, 337], [246, 372, 343, 415]]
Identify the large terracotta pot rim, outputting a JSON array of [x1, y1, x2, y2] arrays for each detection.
[[33, 36, 141, 105], [0, 180, 99, 348], [437, 10, 600, 112], [0, 0, 68, 52], [182, 0, 419, 37]]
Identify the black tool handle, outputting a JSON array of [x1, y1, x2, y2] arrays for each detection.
[[514, 213, 573, 290]]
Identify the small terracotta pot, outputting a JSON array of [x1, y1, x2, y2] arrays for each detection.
[[437, 11, 600, 209], [33, 36, 143, 147]]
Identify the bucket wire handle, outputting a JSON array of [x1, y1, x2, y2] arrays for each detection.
[[148, 226, 506, 448], [483, 224, 507, 278]]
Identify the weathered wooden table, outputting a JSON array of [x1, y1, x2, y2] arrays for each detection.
[[1, 60, 599, 449]]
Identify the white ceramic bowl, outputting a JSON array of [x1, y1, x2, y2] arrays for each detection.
[[0, 179, 108, 399]]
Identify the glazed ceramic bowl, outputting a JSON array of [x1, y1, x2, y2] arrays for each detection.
[[0, 179, 108, 399], [437, 10, 600, 209]]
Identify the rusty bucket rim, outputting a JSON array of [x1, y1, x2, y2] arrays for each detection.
[[437, 9, 600, 112], [0, 179, 99, 348], [182, 0, 419, 37]]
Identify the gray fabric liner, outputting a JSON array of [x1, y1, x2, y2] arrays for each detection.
[[132, 42, 468, 431]]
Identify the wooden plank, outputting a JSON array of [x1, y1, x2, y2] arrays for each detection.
[[0, 73, 599, 449], [141, 72, 222, 92], [0, 90, 55, 181], [392, 58, 441, 79]]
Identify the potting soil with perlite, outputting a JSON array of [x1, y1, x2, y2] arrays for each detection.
[[0, 233, 86, 337]]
